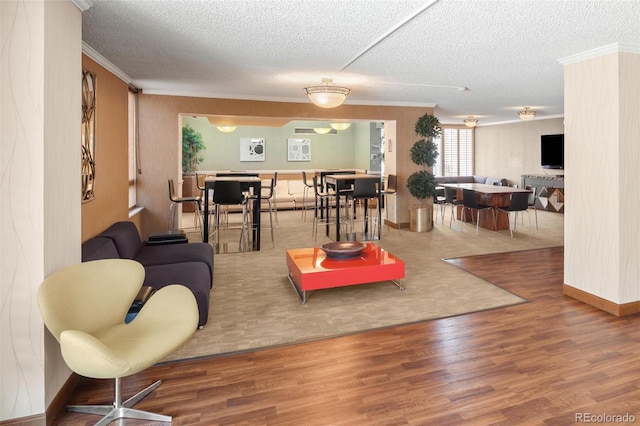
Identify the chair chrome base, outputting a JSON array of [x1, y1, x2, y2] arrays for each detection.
[[67, 378, 171, 426]]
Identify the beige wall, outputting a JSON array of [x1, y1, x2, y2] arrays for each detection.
[[80, 56, 130, 241], [474, 118, 565, 186], [618, 52, 640, 304], [563, 48, 640, 306], [137, 94, 433, 237], [1, 0, 81, 421]]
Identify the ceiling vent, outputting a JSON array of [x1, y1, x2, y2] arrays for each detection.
[[294, 127, 337, 135]]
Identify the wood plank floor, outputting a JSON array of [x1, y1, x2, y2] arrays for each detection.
[[52, 247, 640, 425]]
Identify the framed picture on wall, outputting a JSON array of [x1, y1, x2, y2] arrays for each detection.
[[240, 138, 265, 161], [287, 138, 311, 161], [81, 70, 96, 202]]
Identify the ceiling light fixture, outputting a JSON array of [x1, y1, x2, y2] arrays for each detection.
[[329, 122, 351, 131], [303, 78, 351, 109], [518, 107, 536, 121], [216, 125, 237, 133], [313, 126, 332, 135], [464, 116, 478, 128]]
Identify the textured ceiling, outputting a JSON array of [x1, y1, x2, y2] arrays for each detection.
[[82, 0, 640, 125]]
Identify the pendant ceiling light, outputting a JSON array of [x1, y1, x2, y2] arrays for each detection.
[[303, 78, 351, 109], [329, 122, 351, 131], [313, 125, 332, 134], [518, 107, 536, 121], [464, 116, 478, 128], [216, 125, 237, 133]]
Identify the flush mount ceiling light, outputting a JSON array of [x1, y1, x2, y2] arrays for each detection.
[[518, 107, 536, 121], [329, 122, 351, 131], [216, 125, 237, 133], [303, 78, 351, 109], [464, 116, 478, 128]]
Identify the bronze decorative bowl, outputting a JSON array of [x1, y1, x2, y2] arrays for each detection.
[[321, 242, 367, 259]]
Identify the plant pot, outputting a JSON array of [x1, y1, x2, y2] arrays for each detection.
[[409, 205, 433, 232]]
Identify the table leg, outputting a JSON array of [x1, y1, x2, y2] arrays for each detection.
[[335, 191, 341, 241], [252, 187, 261, 250], [287, 272, 307, 304], [363, 199, 370, 238], [391, 278, 405, 291], [203, 188, 210, 243], [377, 191, 382, 239]]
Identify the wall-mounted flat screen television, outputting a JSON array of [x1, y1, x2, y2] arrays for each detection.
[[541, 134, 564, 169]]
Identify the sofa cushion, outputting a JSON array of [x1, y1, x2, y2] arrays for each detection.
[[454, 176, 474, 183], [81, 237, 120, 262], [135, 243, 214, 286], [97, 221, 143, 260], [485, 177, 507, 186], [436, 176, 508, 186], [287, 180, 306, 198], [436, 176, 476, 184], [143, 262, 212, 327]]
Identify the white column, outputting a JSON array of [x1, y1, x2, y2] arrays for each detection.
[[1, 0, 81, 421], [561, 44, 640, 311]]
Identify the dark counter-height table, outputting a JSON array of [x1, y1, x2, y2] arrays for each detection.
[[203, 176, 262, 250], [324, 173, 382, 241]]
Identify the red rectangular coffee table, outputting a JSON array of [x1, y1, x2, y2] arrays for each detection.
[[286, 243, 405, 304]]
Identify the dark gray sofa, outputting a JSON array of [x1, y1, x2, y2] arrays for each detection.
[[81, 221, 213, 328]]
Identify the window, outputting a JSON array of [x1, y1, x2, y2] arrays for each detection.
[[433, 127, 473, 177], [128, 90, 138, 208]]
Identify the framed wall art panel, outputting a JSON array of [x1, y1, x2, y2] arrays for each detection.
[[287, 138, 311, 161], [240, 138, 265, 162]]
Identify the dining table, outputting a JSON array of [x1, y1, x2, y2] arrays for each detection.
[[324, 173, 382, 241], [316, 169, 356, 191], [441, 183, 531, 230], [203, 176, 262, 250]]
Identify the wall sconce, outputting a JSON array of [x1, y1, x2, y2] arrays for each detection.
[[216, 125, 237, 133]]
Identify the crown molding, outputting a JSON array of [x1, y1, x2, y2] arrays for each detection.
[[82, 42, 132, 85], [70, 0, 93, 12], [476, 114, 565, 127], [558, 43, 640, 65], [139, 88, 437, 108]]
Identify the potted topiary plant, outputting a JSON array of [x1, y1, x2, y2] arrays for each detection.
[[181, 124, 206, 212], [407, 113, 441, 232]]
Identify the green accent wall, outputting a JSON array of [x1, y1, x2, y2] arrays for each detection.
[[182, 116, 376, 171]]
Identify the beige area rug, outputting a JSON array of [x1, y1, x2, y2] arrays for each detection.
[[166, 206, 565, 362]]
